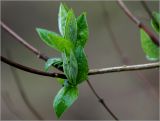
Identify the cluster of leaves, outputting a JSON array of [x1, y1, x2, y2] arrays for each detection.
[[36, 3, 89, 118], [140, 11, 160, 61]]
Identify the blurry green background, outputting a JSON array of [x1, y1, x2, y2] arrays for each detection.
[[1, 1, 159, 120]]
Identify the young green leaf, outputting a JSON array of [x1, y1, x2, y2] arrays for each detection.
[[58, 3, 69, 36], [56, 78, 65, 85], [64, 9, 77, 44], [140, 29, 159, 61], [75, 46, 89, 84], [56, 79, 70, 87], [53, 86, 78, 118], [36, 28, 74, 54], [151, 11, 160, 34], [76, 12, 89, 47], [45, 58, 63, 71], [62, 50, 78, 86]]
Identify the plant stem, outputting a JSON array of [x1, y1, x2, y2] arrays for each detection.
[[1, 21, 48, 61], [1, 20, 118, 120], [89, 62, 159, 75], [117, 0, 159, 46], [1, 55, 159, 78], [1, 56, 66, 78], [140, 1, 159, 29], [140, 1, 154, 20], [87, 80, 119, 120], [102, 5, 158, 98], [1, 20, 159, 121]]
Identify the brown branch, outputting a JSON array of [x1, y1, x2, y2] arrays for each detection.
[[1, 21, 48, 61], [117, 0, 159, 46], [1, 56, 66, 79], [102, 6, 158, 98], [87, 80, 119, 120], [1, 21, 63, 71], [140, 1, 153, 19], [0, 21, 118, 120], [1, 20, 159, 121], [89, 62, 159, 75], [140, 1, 159, 30], [1, 55, 159, 78]]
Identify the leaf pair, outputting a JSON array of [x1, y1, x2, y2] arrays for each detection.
[[36, 3, 89, 118], [58, 3, 89, 47], [58, 3, 89, 85], [140, 11, 159, 61]]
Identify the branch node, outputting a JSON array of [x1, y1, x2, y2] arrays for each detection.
[[99, 98, 104, 103], [37, 51, 41, 58], [137, 21, 142, 28]]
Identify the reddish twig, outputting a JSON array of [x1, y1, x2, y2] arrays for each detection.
[[117, 0, 159, 46], [102, 5, 159, 98], [2, 55, 159, 78], [1, 21, 48, 61], [140, 1, 159, 30], [1, 56, 66, 79], [140, 1, 152, 19], [1, 20, 159, 121], [89, 62, 159, 75], [87, 80, 119, 120], [1, 21, 119, 120]]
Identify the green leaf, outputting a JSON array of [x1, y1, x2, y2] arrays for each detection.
[[76, 12, 89, 47], [75, 46, 89, 84], [36, 28, 74, 54], [56, 78, 65, 85], [56, 79, 70, 87], [58, 3, 69, 36], [151, 11, 160, 34], [45, 58, 63, 71], [64, 10, 77, 44], [140, 29, 159, 61], [62, 50, 78, 86], [53, 86, 78, 118]]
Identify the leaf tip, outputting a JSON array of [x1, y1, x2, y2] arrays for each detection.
[[36, 28, 43, 35], [60, 2, 69, 12]]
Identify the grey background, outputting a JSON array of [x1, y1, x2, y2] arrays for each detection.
[[1, 1, 159, 120]]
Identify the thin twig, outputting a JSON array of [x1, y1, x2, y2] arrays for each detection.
[[6, 50, 43, 120], [117, 0, 159, 46], [1, 20, 159, 121], [89, 62, 159, 75], [1, 56, 66, 79], [0, 21, 117, 120], [1, 21, 63, 71], [102, 5, 158, 98], [140, 1, 154, 20], [87, 80, 119, 120], [1, 55, 159, 78], [1, 21, 48, 61], [140, 1, 159, 29]]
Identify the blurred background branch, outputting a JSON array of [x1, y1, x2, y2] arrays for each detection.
[[5, 50, 43, 120]]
